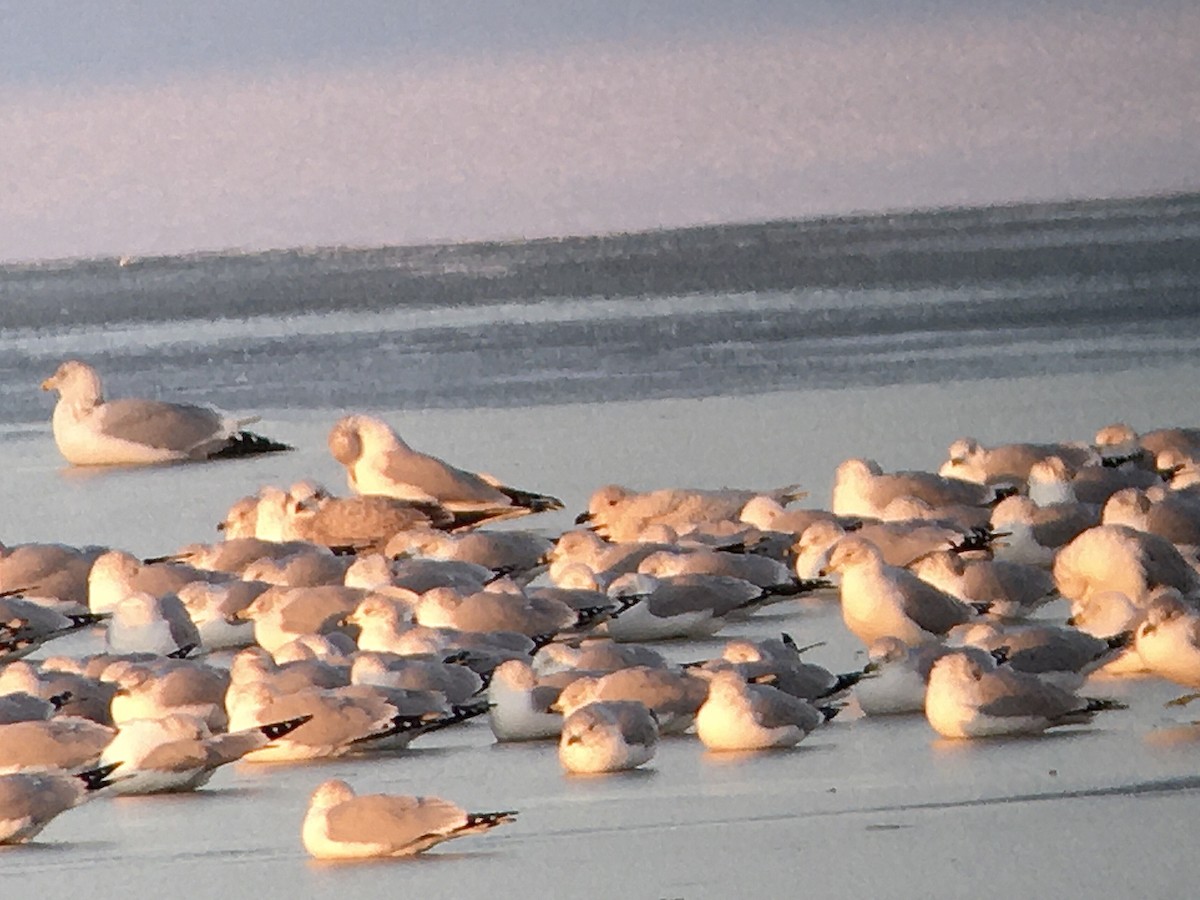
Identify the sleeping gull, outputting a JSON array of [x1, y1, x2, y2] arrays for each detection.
[[578, 483, 806, 543], [695, 670, 830, 752], [0, 717, 116, 772], [328, 414, 563, 521], [1052, 524, 1199, 606], [924, 650, 1125, 739], [939, 437, 1096, 485], [98, 712, 311, 794], [302, 779, 517, 859], [0, 542, 107, 608], [832, 458, 1001, 519], [552, 666, 708, 734], [41, 359, 291, 466], [0, 765, 121, 844], [557, 700, 658, 774], [855, 638, 963, 716]]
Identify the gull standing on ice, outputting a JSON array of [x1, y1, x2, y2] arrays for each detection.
[[41, 359, 291, 466], [302, 779, 517, 859]]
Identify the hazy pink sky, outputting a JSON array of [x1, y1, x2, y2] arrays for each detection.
[[1, 2, 1197, 262]]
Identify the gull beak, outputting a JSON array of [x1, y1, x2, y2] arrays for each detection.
[[40, 376, 56, 391]]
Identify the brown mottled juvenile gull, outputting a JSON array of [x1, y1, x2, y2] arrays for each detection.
[[302, 779, 517, 859], [41, 359, 290, 466]]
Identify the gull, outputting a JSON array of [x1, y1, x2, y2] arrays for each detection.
[[98, 712, 311, 795], [328, 414, 563, 521], [924, 650, 1125, 739], [228, 646, 349, 696], [636, 547, 801, 592], [302, 779, 517, 859], [820, 537, 987, 647], [175, 580, 263, 651], [0, 541, 107, 608], [1053, 524, 1199, 606], [105, 592, 202, 657], [486, 659, 565, 742], [224, 683, 426, 762], [558, 700, 659, 774], [578, 483, 806, 543], [234, 584, 367, 654], [0, 717, 116, 772], [386, 528, 554, 578], [349, 653, 483, 705], [1095, 423, 1200, 468], [831, 458, 1000, 519], [939, 437, 1096, 485], [0, 765, 121, 844], [0, 692, 61, 725], [855, 638, 963, 716], [1133, 593, 1200, 690], [41, 359, 291, 466], [105, 658, 230, 730], [695, 670, 829, 752], [0, 661, 117, 725], [552, 666, 708, 734], [1102, 487, 1200, 547], [706, 635, 867, 702], [547, 530, 673, 589], [947, 621, 1133, 690], [793, 518, 989, 581], [0, 595, 105, 663], [251, 485, 459, 551], [738, 496, 850, 537], [1026, 456, 1160, 508], [153, 535, 332, 576], [532, 639, 669, 676], [989, 495, 1099, 567], [414, 587, 583, 638], [240, 551, 350, 588], [909, 551, 1057, 619], [602, 573, 766, 642], [88, 549, 230, 615]]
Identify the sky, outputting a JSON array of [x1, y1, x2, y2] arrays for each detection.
[[1, 1, 1198, 262]]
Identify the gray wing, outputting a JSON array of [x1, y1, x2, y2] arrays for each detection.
[[94, 398, 226, 452], [326, 794, 462, 847], [1030, 504, 1099, 548], [748, 684, 822, 731], [895, 570, 974, 634], [975, 670, 1080, 719], [380, 447, 510, 506], [0, 773, 80, 823]]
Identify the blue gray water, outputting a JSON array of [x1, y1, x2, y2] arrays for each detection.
[[2, 191, 1198, 425]]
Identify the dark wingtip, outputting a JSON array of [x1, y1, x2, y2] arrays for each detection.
[[76, 761, 123, 791], [208, 431, 294, 460], [259, 714, 313, 741], [573, 511, 593, 525], [464, 810, 519, 829], [818, 705, 842, 722], [167, 643, 198, 659], [1106, 629, 1135, 651]]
